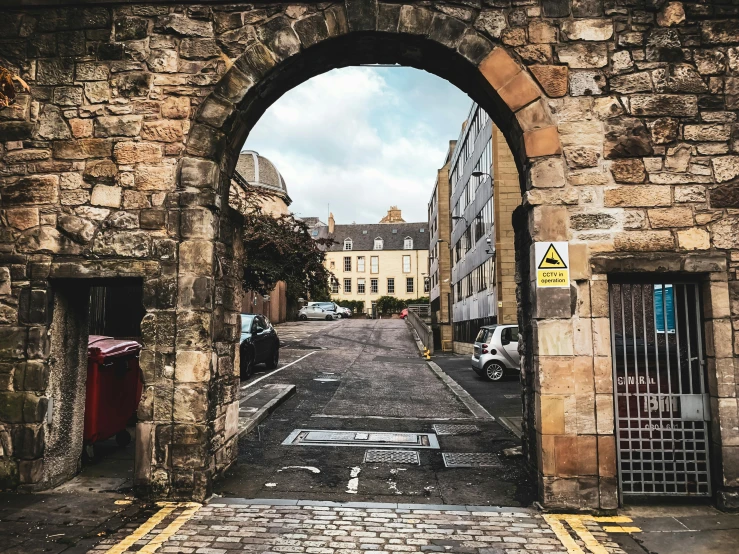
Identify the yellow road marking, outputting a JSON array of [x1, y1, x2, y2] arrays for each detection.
[[544, 514, 639, 554], [543, 514, 587, 554], [138, 503, 201, 554], [602, 525, 642, 533], [104, 502, 200, 554]]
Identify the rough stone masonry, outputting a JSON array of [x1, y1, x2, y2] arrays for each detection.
[[0, 0, 738, 510]]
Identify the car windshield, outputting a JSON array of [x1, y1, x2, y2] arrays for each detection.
[[241, 315, 255, 333], [475, 328, 491, 343]]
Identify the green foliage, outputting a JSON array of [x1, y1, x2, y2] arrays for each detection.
[[241, 203, 334, 301], [375, 296, 430, 314], [334, 299, 365, 314], [411, 296, 430, 305]]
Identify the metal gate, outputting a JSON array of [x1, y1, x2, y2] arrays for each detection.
[[609, 281, 711, 497]]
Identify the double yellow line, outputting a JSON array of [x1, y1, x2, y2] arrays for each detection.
[[543, 514, 641, 554], [105, 502, 201, 554]]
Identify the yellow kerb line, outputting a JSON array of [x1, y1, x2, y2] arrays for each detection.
[[138, 503, 201, 554], [544, 514, 638, 554], [564, 517, 609, 554], [543, 514, 587, 554], [104, 502, 201, 554]]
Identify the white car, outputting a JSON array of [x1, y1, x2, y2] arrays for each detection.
[[299, 305, 340, 321], [308, 301, 351, 318]]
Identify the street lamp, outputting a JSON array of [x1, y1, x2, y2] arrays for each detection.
[[471, 171, 492, 180]]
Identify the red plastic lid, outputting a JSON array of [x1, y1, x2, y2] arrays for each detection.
[[88, 335, 141, 358]]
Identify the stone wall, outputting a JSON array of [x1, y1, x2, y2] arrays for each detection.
[[0, 0, 737, 509]]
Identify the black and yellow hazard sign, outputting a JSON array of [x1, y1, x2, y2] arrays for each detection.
[[535, 241, 569, 288]]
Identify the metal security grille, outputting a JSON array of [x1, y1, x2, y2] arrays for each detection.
[[609, 282, 711, 497]]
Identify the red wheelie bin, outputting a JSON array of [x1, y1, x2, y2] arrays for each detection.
[[83, 335, 143, 458]]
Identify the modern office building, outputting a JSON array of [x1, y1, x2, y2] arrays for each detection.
[[324, 208, 429, 314], [428, 141, 456, 351], [448, 103, 520, 352]]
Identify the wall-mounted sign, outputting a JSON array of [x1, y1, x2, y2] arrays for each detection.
[[535, 242, 569, 288], [654, 284, 676, 333]]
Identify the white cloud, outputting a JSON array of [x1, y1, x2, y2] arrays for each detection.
[[243, 66, 470, 223]]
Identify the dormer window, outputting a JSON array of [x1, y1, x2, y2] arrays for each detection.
[[373, 237, 383, 250], [343, 238, 353, 251], [404, 237, 413, 250]]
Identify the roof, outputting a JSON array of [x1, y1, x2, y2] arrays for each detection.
[[234, 150, 289, 197], [327, 222, 429, 252]]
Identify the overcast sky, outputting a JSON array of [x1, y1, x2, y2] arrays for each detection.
[[242, 66, 472, 225]]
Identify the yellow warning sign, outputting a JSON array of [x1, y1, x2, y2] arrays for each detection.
[[535, 242, 569, 288]]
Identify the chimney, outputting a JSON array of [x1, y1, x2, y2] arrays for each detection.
[[328, 212, 335, 234]]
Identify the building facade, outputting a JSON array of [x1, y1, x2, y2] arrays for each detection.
[[230, 150, 291, 323], [324, 209, 429, 314], [428, 141, 456, 351], [448, 103, 520, 352]]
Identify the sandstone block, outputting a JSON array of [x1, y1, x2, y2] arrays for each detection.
[[610, 72, 653, 94], [497, 72, 540, 112], [173, 384, 208, 423], [648, 207, 693, 228], [180, 38, 221, 60], [398, 5, 433, 36], [561, 19, 613, 41], [557, 43, 607, 68], [569, 71, 604, 96], [478, 48, 521, 90], [711, 156, 739, 183], [604, 185, 671, 207], [428, 13, 467, 50], [134, 164, 176, 191], [630, 94, 698, 117], [84, 82, 111, 104], [94, 115, 142, 138], [530, 65, 568, 97], [179, 240, 214, 273], [614, 231, 675, 251], [611, 159, 646, 183], [114, 141, 163, 164], [530, 157, 565, 188], [157, 14, 213, 37], [161, 96, 190, 119], [257, 16, 300, 60], [69, 119, 93, 138], [84, 160, 117, 184], [1, 175, 58, 206], [524, 126, 562, 158], [711, 216, 739, 250], [91, 185, 122, 208], [92, 230, 151, 258], [604, 118, 653, 159], [5, 208, 39, 231], [141, 120, 183, 142], [52, 139, 112, 160], [57, 214, 95, 243], [180, 157, 219, 190], [175, 351, 211, 382], [36, 106, 71, 140], [564, 146, 600, 168], [529, 21, 556, 44], [147, 49, 179, 73], [75, 61, 110, 81], [678, 228, 710, 250]]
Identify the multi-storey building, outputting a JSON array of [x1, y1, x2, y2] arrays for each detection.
[[428, 141, 456, 351], [448, 103, 520, 352], [323, 208, 429, 314]]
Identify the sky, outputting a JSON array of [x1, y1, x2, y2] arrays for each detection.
[[242, 66, 472, 225]]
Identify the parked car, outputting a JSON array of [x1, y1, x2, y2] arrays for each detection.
[[399, 308, 408, 319], [471, 324, 521, 381], [336, 306, 352, 318], [299, 305, 340, 321], [308, 301, 349, 317], [240, 314, 280, 378]]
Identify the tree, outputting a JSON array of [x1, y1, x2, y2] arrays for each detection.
[[240, 203, 334, 303]]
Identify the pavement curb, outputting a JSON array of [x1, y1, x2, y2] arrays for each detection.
[[426, 360, 494, 421], [497, 415, 524, 439], [238, 383, 296, 437], [209, 497, 526, 512]]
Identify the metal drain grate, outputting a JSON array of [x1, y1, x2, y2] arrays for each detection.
[[364, 450, 420, 464], [282, 429, 440, 449], [314, 373, 340, 382], [432, 424, 480, 435], [442, 452, 499, 467]]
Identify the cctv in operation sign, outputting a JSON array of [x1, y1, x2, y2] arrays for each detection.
[[535, 242, 569, 288]]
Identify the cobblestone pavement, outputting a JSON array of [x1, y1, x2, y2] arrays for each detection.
[[91, 500, 629, 554]]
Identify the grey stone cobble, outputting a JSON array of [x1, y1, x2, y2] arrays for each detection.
[[127, 503, 580, 554]]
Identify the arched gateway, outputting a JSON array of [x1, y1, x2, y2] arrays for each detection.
[[1, 0, 737, 511]]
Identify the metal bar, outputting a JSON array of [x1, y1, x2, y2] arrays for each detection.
[[621, 284, 634, 491], [642, 285, 654, 486], [610, 284, 625, 501], [673, 284, 688, 494], [693, 284, 711, 495]]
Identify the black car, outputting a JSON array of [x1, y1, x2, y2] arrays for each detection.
[[240, 314, 280, 378]]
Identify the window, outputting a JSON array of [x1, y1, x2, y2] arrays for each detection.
[[371, 256, 379, 274], [312, 229, 319, 237], [406, 277, 414, 294], [343, 238, 353, 250], [404, 237, 413, 250], [403, 255, 411, 273], [424, 277, 430, 293], [357, 256, 365, 272], [387, 278, 395, 294], [370, 278, 378, 294], [343, 278, 351, 293], [357, 278, 365, 294], [330, 279, 339, 294], [343, 256, 351, 272], [330, 260, 335, 269], [374, 237, 383, 250]]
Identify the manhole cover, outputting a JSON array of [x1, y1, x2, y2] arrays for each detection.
[[282, 429, 439, 449], [442, 452, 499, 467], [364, 450, 420, 464], [432, 424, 480, 435]]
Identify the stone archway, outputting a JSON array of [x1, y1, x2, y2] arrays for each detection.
[[1, 0, 737, 510]]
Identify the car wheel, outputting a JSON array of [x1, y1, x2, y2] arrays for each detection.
[[266, 347, 279, 370], [299, 314, 307, 321], [326, 315, 333, 321], [484, 362, 505, 382], [240, 347, 255, 378]]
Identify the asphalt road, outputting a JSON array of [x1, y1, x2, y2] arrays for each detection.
[[216, 318, 534, 506]]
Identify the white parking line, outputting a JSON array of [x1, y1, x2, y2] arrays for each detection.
[[241, 351, 317, 390]]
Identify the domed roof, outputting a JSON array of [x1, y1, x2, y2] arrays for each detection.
[[234, 150, 288, 196]]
